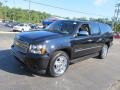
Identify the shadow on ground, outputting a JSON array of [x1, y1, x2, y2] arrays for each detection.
[[0, 49, 37, 77]]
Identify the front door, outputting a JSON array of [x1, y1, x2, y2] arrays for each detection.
[[71, 23, 97, 59]]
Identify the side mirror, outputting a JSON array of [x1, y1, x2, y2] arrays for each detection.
[[78, 31, 89, 36]]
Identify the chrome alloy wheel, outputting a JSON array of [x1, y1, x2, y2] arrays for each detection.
[[53, 56, 68, 75], [102, 45, 108, 57]]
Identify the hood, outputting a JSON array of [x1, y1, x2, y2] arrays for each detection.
[[17, 30, 62, 42]]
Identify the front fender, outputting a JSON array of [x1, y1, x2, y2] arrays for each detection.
[[44, 37, 71, 56]]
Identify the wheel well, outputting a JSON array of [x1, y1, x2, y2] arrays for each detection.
[[58, 48, 71, 59], [105, 42, 110, 48]]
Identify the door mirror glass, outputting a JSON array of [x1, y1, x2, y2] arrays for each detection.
[[78, 31, 89, 36]]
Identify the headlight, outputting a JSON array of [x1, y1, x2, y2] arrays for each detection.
[[29, 44, 46, 54]]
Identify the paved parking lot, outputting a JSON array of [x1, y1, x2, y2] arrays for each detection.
[[0, 33, 120, 90], [0, 22, 12, 32]]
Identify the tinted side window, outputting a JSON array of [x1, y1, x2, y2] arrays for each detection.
[[90, 23, 100, 35], [99, 23, 112, 34], [79, 24, 90, 35], [79, 24, 90, 32]]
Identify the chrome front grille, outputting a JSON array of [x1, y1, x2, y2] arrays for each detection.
[[14, 39, 29, 53]]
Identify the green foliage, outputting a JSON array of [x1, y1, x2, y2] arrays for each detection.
[[113, 23, 120, 32], [0, 2, 51, 23], [76, 17, 87, 21]]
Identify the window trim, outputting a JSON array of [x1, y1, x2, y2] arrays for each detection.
[[77, 23, 91, 36]]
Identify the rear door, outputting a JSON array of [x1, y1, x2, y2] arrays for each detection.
[[89, 22, 103, 53]]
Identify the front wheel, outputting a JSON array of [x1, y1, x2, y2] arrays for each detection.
[[47, 51, 69, 77], [99, 44, 108, 59]]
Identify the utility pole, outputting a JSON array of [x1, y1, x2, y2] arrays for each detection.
[[114, 3, 120, 21], [4, 0, 8, 21], [113, 2, 120, 31], [13, 0, 15, 22], [28, 0, 31, 23], [24, 0, 31, 23]]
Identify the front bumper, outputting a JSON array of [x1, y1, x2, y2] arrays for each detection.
[[11, 45, 50, 71]]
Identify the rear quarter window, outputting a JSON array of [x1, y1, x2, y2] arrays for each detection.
[[99, 23, 112, 34]]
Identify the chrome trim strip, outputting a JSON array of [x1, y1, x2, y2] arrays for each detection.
[[14, 39, 29, 53], [74, 46, 102, 52]]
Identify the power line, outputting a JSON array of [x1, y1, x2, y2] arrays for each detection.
[[24, 0, 108, 18]]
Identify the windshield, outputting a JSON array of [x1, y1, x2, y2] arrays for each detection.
[[45, 21, 78, 35]]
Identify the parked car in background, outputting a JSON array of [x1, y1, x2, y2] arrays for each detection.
[[0, 19, 2, 23], [29, 24, 37, 29], [29, 24, 43, 31], [36, 24, 43, 29], [11, 20, 113, 77], [113, 32, 120, 38], [13, 24, 31, 32], [5, 22, 20, 28]]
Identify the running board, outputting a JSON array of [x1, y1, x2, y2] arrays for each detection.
[[70, 53, 99, 64]]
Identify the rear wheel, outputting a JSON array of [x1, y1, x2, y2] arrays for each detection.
[[99, 44, 108, 59], [47, 51, 69, 77]]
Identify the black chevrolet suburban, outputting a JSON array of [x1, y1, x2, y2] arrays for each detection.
[[11, 20, 113, 77]]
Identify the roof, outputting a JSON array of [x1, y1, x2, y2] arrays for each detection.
[[57, 20, 109, 25]]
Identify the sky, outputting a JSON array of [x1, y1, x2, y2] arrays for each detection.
[[1, 0, 118, 19]]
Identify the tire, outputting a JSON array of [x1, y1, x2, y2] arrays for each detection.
[[21, 29, 24, 32], [99, 44, 108, 59], [47, 51, 69, 77]]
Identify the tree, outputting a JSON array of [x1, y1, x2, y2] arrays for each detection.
[[0, 2, 2, 7], [0, 4, 51, 23], [76, 17, 87, 21]]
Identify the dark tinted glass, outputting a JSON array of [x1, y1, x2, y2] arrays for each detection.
[[99, 23, 112, 34], [90, 23, 100, 35], [45, 21, 79, 35], [19, 24, 24, 26]]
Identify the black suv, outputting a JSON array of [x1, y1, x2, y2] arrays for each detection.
[[11, 20, 113, 77]]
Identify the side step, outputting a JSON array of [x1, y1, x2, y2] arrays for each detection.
[[70, 53, 99, 64]]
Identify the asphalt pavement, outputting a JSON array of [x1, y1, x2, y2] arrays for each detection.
[[0, 22, 12, 32], [0, 33, 120, 90]]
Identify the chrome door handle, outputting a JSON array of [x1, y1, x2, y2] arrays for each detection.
[[88, 39, 93, 42], [97, 38, 102, 42]]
